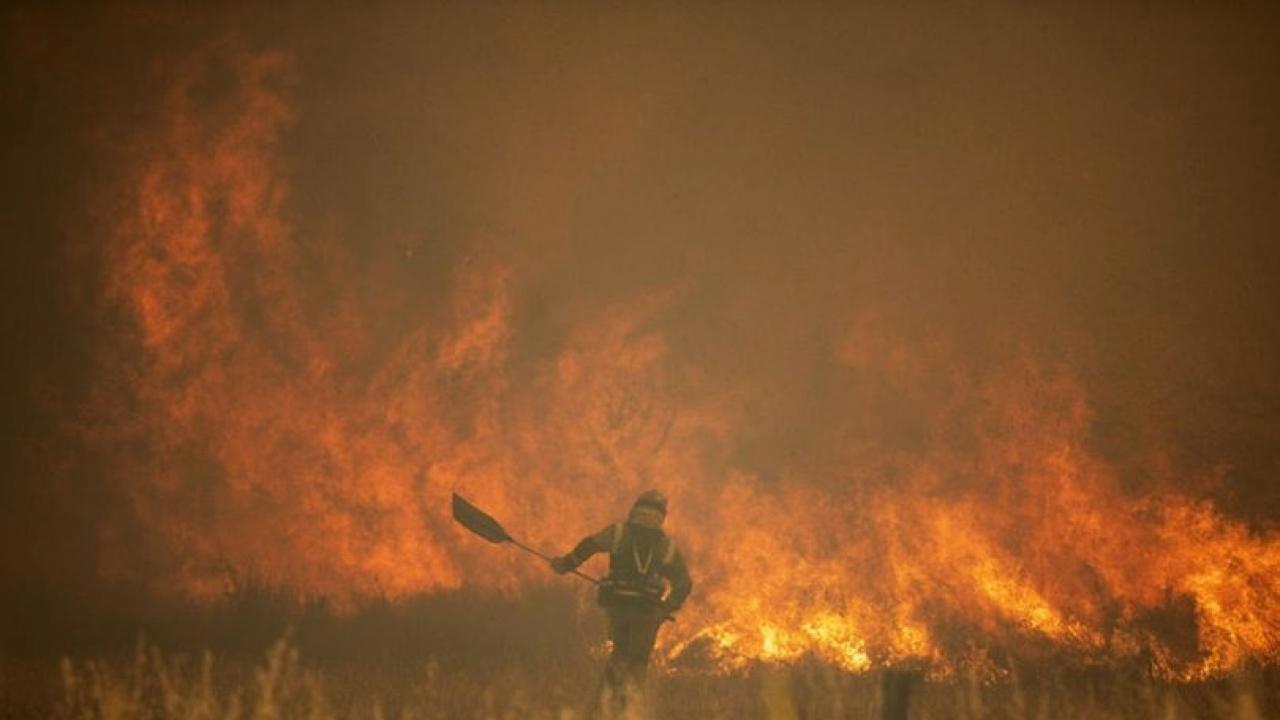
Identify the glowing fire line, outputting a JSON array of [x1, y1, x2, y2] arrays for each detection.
[[77, 44, 1280, 681]]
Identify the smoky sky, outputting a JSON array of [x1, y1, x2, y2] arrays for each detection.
[[3, 1, 1280, 596]]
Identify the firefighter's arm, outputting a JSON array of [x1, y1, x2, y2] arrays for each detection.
[[661, 547, 692, 612], [550, 525, 615, 574]]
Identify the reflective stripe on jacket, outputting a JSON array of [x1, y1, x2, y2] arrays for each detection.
[[567, 522, 692, 610]]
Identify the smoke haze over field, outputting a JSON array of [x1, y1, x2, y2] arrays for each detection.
[[3, 2, 1280, 675]]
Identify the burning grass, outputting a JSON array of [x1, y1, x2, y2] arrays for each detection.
[[10, 9, 1280, 718], [3, 583, 1276, 719], [10, 18, 1264, 690], [22, 639, 1280, 719]]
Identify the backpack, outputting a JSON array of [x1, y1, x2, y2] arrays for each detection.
[[597, 522, 678, 609]]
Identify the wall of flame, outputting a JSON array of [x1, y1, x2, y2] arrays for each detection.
[[13, 5, 1280, 682]]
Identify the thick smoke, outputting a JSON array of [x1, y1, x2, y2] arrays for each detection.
[[4, 2, 1280, 675]]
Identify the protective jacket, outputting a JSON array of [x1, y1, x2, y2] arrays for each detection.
[[563, 522, 692, 612]]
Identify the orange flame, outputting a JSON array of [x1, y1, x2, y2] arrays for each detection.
[[79, 45, 1280, 682]]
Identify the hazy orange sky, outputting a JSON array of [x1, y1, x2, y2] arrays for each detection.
[[3, 2, 1278, 620]]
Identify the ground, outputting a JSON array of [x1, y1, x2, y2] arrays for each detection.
[[2, 585, 1275, 719]]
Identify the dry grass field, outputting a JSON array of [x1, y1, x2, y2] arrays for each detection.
[[3, 583, 1275, 720], [22, 641, 1280, 720]]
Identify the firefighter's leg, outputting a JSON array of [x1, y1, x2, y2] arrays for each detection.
[[606, 610, 633, 689], [625, 611, 663, 681], [604, 609, 662, 716], [600, 610, 632, 716]]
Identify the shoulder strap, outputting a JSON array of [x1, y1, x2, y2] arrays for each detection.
[[662, 536, 677, 566], [610, 522, 625, 554]]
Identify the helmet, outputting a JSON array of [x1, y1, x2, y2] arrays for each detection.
[[633, 489, 668, 515]]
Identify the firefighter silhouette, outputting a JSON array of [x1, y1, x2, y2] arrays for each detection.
[[551, 490, 692, 713]]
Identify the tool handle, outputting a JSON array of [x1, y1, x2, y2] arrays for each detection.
[[510, 539, 601, 585]]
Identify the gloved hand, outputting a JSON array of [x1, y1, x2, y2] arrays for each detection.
[[549, 555, 574, 575]]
